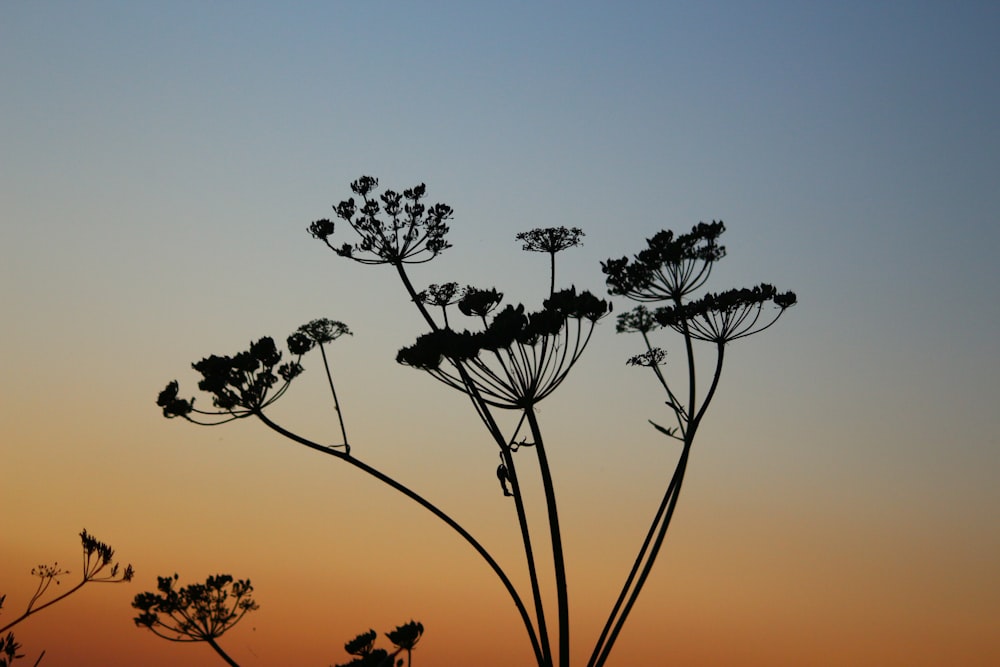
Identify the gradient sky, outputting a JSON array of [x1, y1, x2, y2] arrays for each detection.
[[2, 2, 998, 666]]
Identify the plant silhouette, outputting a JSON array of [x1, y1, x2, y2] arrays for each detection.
[[157, 176, 796, 666], [0, 530, 133, 666], [132, 574, 258, 667], [333, 621, 424, 667]]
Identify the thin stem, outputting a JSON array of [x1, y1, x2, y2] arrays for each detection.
[[394, 263, 439, 332], [525, 407, 569, 667], [205, 636, 241, 667], [691, 342, 726, 431], [504, 445, 553, 667], [0, 579, 87, 634], [252, 411, 544, 667], [592, 442, 691, 667], [318, 343, 350, 450], [592, 342, 726, 667], [549, 252, 556, 297], [640, 330, 687, 435], [393, 261, 550, 666], [586, 452, 684, 667]]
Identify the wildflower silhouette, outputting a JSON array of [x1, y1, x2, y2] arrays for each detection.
[[158, 177, 796, 667], [587, 222, 796, 667], [516, 226, 585, 295], [132, 574, 258, 667], [0, 530, 133, 666], [0, 624, 21, 667], [333, 621, 424, 667]]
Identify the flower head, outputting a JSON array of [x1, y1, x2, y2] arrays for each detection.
[[399, 289, 608, 409], [603, 221, 726, 301], [304, 319, 351, 343], [386, 620, 424, 652], [543, 286, 610, 322], [516, 227, 584, 254], [310, 176, 454, 265], [458, 286, 504, 319], [159, 334, 306, 425], [654, 284, 797, 342], [416, 282, 462, 308], [344, 630, 377, 657], [191, 338, 287, 412], [132, 573, 258, 644], [627, 348, 666, 367], [616, 305, 659, 334], [157, 380, 194, 418]]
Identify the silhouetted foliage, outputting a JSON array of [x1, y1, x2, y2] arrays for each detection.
[[0, 598, 23, 667], [158, 177, 796, 667], [0, 531, 132, 666], [132, 574, 258, 667], [333, 621, 423, 667]]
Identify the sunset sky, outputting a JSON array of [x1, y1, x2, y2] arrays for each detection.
[[2, 2, 998, 666]]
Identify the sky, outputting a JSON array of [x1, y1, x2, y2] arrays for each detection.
[[2, 1, 998, 665]]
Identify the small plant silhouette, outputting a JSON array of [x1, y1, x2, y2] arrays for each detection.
[[157, 176, 795, 666], [131, 573, 258, 667], [0, 530, 133, 666], [333, 621, 424, 667]]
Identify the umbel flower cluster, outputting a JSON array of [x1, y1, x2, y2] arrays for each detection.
[[156, 319, 351, 427], [132, 574, 258, 643], [308, 176, 453, 264], [398, 285, 609, 409], [604, 221, 796, 347]]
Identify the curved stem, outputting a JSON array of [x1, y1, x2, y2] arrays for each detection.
[[525, 407, 569, 667], [393, 260, 550, 666], [586, 452, 684, 667], [592, 342, 726, 666], [253, 411, 544, 667], [691, 342, 725, 431], [394, 263, 439, 332], [0, 579, 87, 634], [592, 442, 691, 667]]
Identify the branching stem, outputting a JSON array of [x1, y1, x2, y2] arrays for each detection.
[[253, 411, 544, 667]]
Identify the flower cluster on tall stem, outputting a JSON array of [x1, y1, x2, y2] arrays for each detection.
[[516, 226, 585, 296], [309, 180, 604, 667], [586, 221, 795, 667]]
